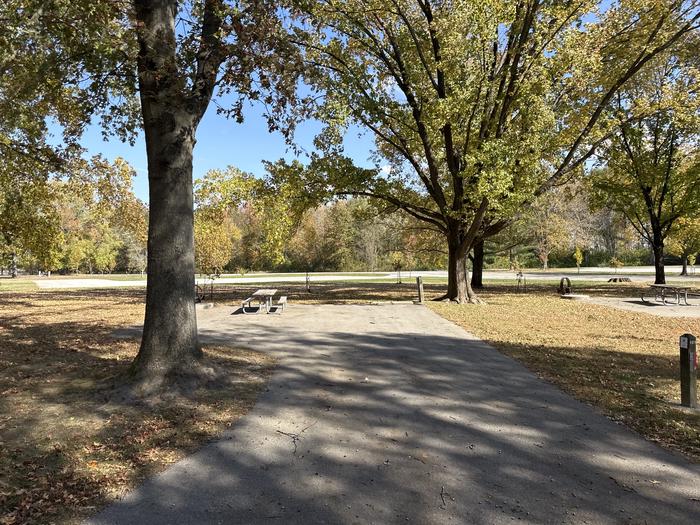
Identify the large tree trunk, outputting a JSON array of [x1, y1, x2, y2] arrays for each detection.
[[681, 254, 688, 276], [651, 231, 666, 284], [445, 232, 480, 303], [129, 0, 222, 387], [464, 262, 479, 303], [130, 118, 201, 381], [447, 240, 468, 303], [471, 238, 484, 289]]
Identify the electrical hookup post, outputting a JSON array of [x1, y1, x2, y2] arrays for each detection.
[[679, 334, 697, 409], [415, 276, 424, 304]]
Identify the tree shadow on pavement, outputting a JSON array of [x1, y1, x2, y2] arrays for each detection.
[[89, 306, 700, 524]]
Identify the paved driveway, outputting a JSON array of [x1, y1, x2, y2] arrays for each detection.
[[89, 304, 699, 524]]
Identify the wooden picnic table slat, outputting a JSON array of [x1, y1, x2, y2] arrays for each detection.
[[252, 288, 277, 297], [650, 284, 692, 292]]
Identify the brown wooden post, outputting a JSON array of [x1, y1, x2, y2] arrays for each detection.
[[680, 334, 697, 408], [416, 276, 424, 303]]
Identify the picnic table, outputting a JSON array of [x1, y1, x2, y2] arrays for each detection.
[[642, 284, 693, 306], [241, 289, 287, 314]]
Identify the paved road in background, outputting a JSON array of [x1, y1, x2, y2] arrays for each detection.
[[88, 304, 699, 524], [31, 266, 700, 289]]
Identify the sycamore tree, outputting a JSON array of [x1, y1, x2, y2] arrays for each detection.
[[283, 0, 700, 302]]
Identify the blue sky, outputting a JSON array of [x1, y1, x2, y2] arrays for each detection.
[[77, 98, 375, 203]]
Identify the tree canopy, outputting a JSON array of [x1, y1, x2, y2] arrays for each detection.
[[0, 1, 138, 173], [591, 42, 700, 283], [281, 0, 700, 301]]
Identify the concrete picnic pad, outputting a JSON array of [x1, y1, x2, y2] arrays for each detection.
[[89, 304, 699, 524], [588, 296, 700, 317]]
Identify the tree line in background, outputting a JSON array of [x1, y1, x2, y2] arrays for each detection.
[[4, 159, 699, 280], [0, 157, 147, 277], [192, 165, 700, 279]]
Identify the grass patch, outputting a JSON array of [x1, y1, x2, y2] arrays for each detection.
[[27, 274, 146, 281], [215, 272, 390, 278], [199, 281, 445, 304], [0, 279, 38, 292], [0, 290, 274, 525], [428, 286, 700, 463]]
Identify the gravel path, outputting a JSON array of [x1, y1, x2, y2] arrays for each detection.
[[88, 304, 700, 524]]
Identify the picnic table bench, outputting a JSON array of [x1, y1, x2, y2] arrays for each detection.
[[642, 284, 694, 306], [241, 289, 287, 314]]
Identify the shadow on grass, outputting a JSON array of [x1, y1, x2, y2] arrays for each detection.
[[0, 294, 271, 525]]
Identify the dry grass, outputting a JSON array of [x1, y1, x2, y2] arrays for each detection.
[[429, 285, 700, 463], [200, 278, 675, 305], [202, 281, 444, 305], [0, 290, 274, 525], [0, 279, 38, 292]]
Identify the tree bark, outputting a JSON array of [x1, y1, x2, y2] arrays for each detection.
[[129, 0, 222, 385], [471, 238, 484, 289], [446, 240, 468, 303], [445, 231, 480, 303], [464, 262, 479, 303], [10, 251, 17, 278], [681, 254, 688, 276], [130, 117, 201, 379], [440, 201, 489, 304], [652, 233, 666, 284]]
